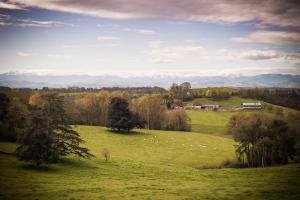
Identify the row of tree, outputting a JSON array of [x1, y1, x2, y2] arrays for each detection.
[[228, 112, 299, 167], [61, 91, 191, 131], [240, 88, 300, 110]]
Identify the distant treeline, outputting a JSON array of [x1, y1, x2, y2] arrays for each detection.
[[1, 85, 299, 111], [240, 88, 300, 110], [0, 87, 191, 136], [190, 87, 300, 110]]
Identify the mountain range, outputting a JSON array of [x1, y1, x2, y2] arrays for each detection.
[[0, 73, 299, 89]]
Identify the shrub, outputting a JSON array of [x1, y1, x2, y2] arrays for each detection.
[[163, 110, 191, 131]]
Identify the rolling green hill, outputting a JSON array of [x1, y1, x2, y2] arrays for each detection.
[[0, 126, 300, 199], [186, 97, 299, 137], [186, 110, 234, 136]]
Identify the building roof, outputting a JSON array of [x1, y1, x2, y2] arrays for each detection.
[[242, 103, 262, 106]]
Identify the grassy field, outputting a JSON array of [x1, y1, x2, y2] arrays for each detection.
[[186, 97, 299, 137], [1, 126, 300, 200], [186, 110, 234, 136], [189, 96, 260, 108]]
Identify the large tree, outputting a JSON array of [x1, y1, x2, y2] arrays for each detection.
[[108, 97, 144, 133], [228, 113, 296, 167], [17, 93, 93, 166]]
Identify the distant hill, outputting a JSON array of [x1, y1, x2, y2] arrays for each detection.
[[0, 73, 299, 88]]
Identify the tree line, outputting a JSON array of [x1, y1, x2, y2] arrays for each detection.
[[228, 112, 300, 167]]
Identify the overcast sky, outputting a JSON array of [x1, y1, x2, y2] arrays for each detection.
[[0, 0, 300, 76]]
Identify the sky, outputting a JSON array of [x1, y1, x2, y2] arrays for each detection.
[[0, 0, 300, 76]]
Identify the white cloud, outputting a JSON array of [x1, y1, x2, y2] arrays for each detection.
[[47, 54, 72, 59], [146, 43, 300, 65], [239, 50, 281, 60], [97, 36, 120, 41], [0, 14, 72, 28], [148, 45, 207, 63], [97, 24, 157, 35], [8, 0, 300, 28], [96, 58, 113, 63], [146, 41, 163, 48], [17, 52, 31, 57], [136, 29, 156, 35], [0, 2, 24, 10], [232, 31, 300, 46]]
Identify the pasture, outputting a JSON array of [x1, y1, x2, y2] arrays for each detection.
[[0, 126, 300, 199], [186, 97, 299, 137]]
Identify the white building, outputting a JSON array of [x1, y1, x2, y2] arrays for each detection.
[[241, 103, 262, 110]]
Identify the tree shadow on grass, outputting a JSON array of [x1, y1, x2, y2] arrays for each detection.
[[20, 163, 60, 172], [107, 129, 150, 136], [59, 158, 98, 169], [19, 157, 97, 172]]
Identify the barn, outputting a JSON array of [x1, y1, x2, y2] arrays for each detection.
[[241, 103, 262, 110]]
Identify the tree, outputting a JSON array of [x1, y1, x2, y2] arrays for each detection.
[[0, 95, 31, 142], [97, 91, 110, 126], [16, 108, 59, 166], [131, 96, 166, 130], [287, 112, 300, 162], [108, 97, 144, 133], [163, 110, 191, 131], [6, 98, 31, 142], [170, 83, 191, 101], [162, 93, 174, 109], [0, 93, 9, 119], [17, 93, 93, 166], [228, 112, 296, 167], [0, 93, 10, 141], [78, 93, 100, 125]]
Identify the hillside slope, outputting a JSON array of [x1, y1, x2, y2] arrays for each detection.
[[0, 126, 299, 199]]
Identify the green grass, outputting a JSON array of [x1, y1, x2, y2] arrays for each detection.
[[1, 126, 300, 200], [186, 97, 299, 137], [74, 126, 235, 168], [186, 110, 234, 136], [189, 96, 262, 108]]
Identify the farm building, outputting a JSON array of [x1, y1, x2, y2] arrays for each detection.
[[180, 105, 219, 111], [241, 103, 262, 110], [183, 105, 202, 110], [202, 104, 220, 111]]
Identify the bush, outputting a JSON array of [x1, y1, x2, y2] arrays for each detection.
[[163, 110, 191, 131], [220, 159, 246, 168]]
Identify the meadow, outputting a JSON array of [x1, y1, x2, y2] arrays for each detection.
[[0, 97, 299, 200], [186, 97, 298, 137], [1, 125, 300, 200]]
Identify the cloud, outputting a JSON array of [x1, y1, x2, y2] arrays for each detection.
[[97, 24, 157, 35], [0, 1, 24, 9], [8, 0, 300, 28], [96, 58, 113, 63], [0, 13, 72, 27], [97, 36, 120, 41], [47, 54, 71, 59], [17, 52, 31, 57], [232, 31, 300, 46], [147, 43, 300, 65], [146, 41, 163, 48], [148, 45, 207, 63], [97, 24, 131, 31], [136, 29, 156, 35], [239, 50, 281, 60]]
